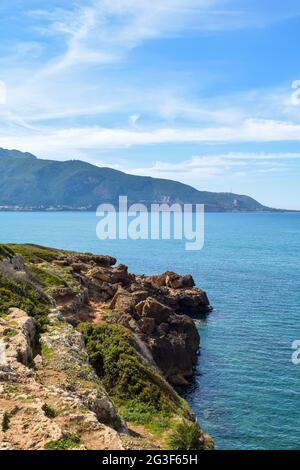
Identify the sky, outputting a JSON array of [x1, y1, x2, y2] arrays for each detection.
[[0, 1, 300, 209]]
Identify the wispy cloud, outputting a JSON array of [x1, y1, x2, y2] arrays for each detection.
[[2, 119, 300, 159], [0, 0, 300, 162], [126, 151, 298, 187]]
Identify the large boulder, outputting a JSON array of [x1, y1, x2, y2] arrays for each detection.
[[136, 297, 173, 325], [169, 288, 211, 316], [146, 313, 200, 385], [145, 271, 195, 289], [109, 287, 148, 314]]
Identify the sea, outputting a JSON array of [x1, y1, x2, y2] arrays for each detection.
[[0, 211, 299, 449]]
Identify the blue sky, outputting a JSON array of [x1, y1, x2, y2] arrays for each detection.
[[0, 0, 300, 208]]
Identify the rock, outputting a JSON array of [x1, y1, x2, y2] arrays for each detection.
[[145, 271, 195, 289], [39, 320, 120, 427], [0, 308, 36, 371], [0, 245, 214, 450], [148, 313, 200, 383], [165, 272, 195, 289], [109, 288, 148, 314], [169, 288, 212, 316], [71, 253, 116, 267], [88, 264, 132, 286], [136, 298, 173, 325], [138, 317, 156, 335]]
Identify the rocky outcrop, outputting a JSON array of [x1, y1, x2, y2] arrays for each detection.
[[40, 253, 211, 385], [0, 244, 214, 450], [39, 313, 120, 426], [0, 308, 36, 382], [146, 271, 195, 290], [0, 308, 124, 450], [134, 298, 200, 384]]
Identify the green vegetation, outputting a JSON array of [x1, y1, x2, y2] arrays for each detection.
[[42, 403, 57, 419], [29, 265, 67, 289], [101, 307, 121, 323], [41, 344, 54, 361], [44, 432, 81, 450], [3, 329, 18, 339], [8, 244, 60, 263], [79, 323, 190, 437], [0, 273, 50, 333], [0, 148, 269, 212], [2, 411, 10, 432], [0, 244, 14, 260], [167, 421, 203, 450]]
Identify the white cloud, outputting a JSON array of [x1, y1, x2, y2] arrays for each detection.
[[1, 0, 300, 161], [2, 120, 300, 159], [126, 151, 297, 186]]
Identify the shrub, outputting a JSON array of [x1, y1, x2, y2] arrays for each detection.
[[44, 432, 80, 450], [42, 403, 57, 419], [0, 274, 50, 333], [8, 244, 60, 263], [3, 329, 18, 338], [0, 245, 15, 260], [29, 265, 67, 290], [79, 323, 186, 432], [2, 411, 10, 432], [167, 421, 203, 450]]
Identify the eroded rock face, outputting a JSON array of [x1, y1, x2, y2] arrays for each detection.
[[0, 308, 124, 450], [146, 271, 195, 290], [0, 308, 36, 377], [56, 264, 210, 385], [39, 316, 119, 426], [133, 298, 200, 384]]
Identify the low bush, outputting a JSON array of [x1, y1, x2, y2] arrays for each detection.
[[2, 412, 10, 432], [8, 244, 60, 263], [167, 421, 203, 450], [0, 245, 15, 260], [79, 323, 187, 434], [44, 432, 81, 450], [42, 403, 57, 419], [0, 274, 50, 333]]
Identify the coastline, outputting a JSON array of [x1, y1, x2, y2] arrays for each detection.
[[0, 244, 214, 450]]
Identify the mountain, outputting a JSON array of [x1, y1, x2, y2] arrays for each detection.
[[0, 147, 277, 212]]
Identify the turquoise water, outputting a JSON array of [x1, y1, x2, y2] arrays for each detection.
[[0, 211, 300, 449]]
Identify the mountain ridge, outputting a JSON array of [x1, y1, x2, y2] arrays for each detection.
[[0, 147, 281, 212]]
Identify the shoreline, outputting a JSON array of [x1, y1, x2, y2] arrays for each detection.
[[0, 243, 214, 450]]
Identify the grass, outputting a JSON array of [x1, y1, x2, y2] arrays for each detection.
[[79, 323, 190, 438], [0, 274, 50, 333], [8, 244, 61, 263], [3, 329, 18, 338], [0, 245, 15, 261], [0, 244, 53, 332], [167, 421, 203, 450], [29, 265, 67, 289], [44, 432, 81, 450], [41, 344, 54, 361]]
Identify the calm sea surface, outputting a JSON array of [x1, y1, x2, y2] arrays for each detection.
[[0, 211, 300, 449]]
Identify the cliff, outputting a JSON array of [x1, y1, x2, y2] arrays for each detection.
[[0, 244, 214, 450]]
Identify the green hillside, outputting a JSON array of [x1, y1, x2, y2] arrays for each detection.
[[0, 148, 274, 212]]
